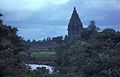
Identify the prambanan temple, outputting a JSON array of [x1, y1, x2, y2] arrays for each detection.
[[68, 7, 83, 38], [27, 7, 85, 51]]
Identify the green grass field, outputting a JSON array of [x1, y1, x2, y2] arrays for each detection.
[[31, 51, 56, 61]]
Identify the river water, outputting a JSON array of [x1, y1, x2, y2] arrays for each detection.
[[27, 64, 54, 73]]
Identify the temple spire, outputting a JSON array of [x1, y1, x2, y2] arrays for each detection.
[[68, 7, 83, 37], [74, 7, 76, 10], [73, 7, 77, 13]]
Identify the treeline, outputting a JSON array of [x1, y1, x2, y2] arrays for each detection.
[[23, 36, 65, 52]]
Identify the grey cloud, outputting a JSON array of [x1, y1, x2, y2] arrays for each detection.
[[0, 0, 120, 40]]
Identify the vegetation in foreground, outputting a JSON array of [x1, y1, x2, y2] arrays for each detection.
[[0, 14, 26, 77]]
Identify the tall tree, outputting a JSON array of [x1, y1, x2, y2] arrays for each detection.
[[88, 20, 96, 31]]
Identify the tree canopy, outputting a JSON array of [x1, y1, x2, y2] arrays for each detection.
[[0, 14, 25, 77], [55, 25, 120, 77]]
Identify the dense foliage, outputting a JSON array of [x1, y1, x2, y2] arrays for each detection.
[[56, 22, 120, 77], [0, 15, 25, 77]]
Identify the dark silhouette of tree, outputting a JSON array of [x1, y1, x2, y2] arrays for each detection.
[[88, 20, 100, 31], [0, 14, 25, 77], [52, 36, 63, 44]]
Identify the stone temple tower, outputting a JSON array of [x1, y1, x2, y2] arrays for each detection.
[[68, 7, 83, 37]]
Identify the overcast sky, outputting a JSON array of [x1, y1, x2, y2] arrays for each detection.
[[0, 0, 120, 40]]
